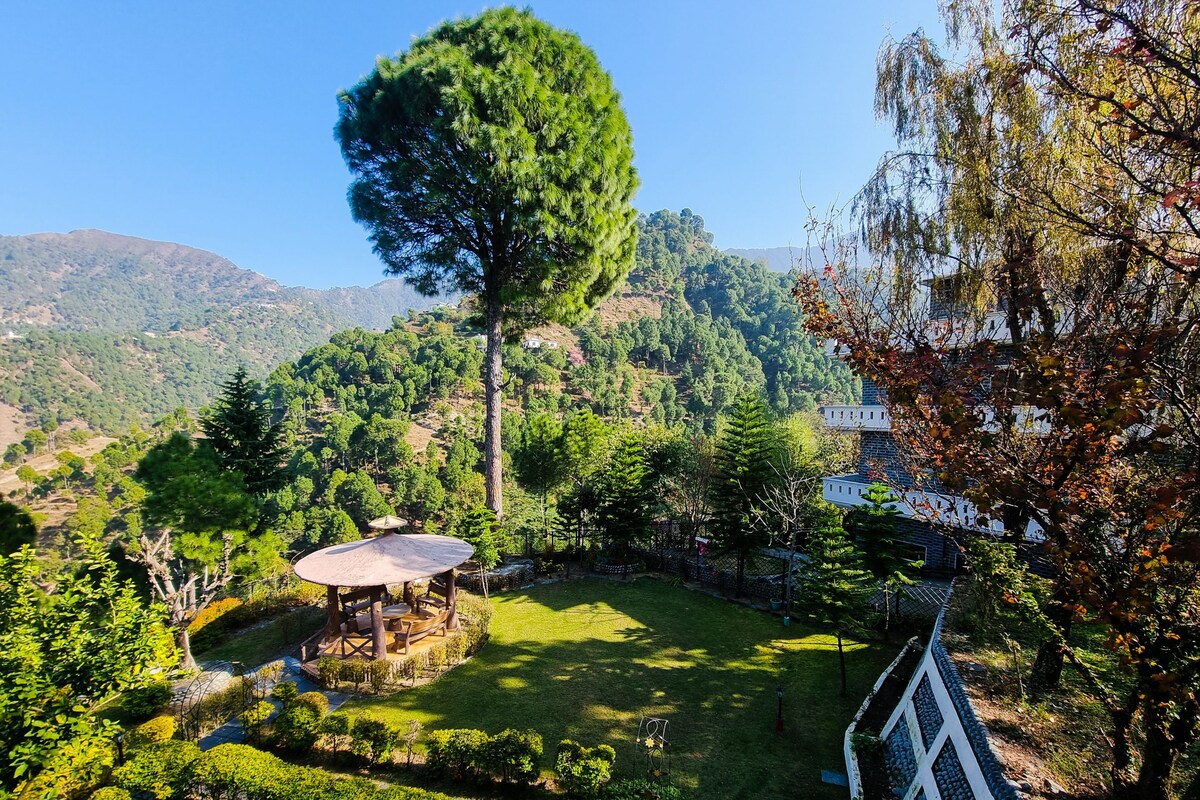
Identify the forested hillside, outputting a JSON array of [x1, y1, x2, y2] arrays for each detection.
[[0, 213, 855, 442], [0, 230, 439, 436]]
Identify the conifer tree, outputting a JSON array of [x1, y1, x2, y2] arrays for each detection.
[[596, 435, 655, 557], [202, 366, 287, 496], [848, 483, 920, 633], [336, 8, 638, 518], [795, 507, 875, 696], [709, 394, 777, 595]]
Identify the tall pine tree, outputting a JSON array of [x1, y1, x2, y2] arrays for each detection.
[[596, 435, 655, 557], [709, 394, 777, 596], [848, 483, 920, 634]]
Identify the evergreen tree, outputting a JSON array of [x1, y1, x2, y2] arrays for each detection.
[[202, 366, 287, 496], [795, 507, 875, 696], [709, 394, 777, 595], [848, 483, 920, 633], [595, 435, 655, 557], [513, 414, 567, 555], [458, 506, 501, 570], [337, 8, 639, 518]]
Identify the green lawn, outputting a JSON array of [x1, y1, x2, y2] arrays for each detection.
[[342, 577, 900, 799], [196, 606, 325, 668]]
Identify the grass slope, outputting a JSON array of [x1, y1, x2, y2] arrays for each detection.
[[343, 578, 899, 799]]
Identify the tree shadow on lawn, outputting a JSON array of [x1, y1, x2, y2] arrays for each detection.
[[348, 578, 899, 800]]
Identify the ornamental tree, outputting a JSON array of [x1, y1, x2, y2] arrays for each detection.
[[797, 2, 1200, 795], [336, 8, 639, 518]]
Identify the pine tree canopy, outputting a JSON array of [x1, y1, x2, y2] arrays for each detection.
[[202, 366, 287, 496]]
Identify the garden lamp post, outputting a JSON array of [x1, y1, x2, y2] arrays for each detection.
[[775, 685, 785, 732], [115, 730, 126, 766]]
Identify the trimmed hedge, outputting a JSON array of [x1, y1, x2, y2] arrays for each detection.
[[89, 788, 132, 800], [176, 743, 450, 800], [424, 728, 542, 785], [113, 740, 201, 800], [130, 715, 176, 746]]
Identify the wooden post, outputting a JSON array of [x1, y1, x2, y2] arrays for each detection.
[[325, 585, 341, 640], [445, 569, 459, 630], [370, 586, 387, 660]]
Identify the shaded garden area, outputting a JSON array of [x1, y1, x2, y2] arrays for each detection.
[[342, 577, 901, 799]]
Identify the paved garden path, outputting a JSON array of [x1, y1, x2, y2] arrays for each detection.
[[198, 656, 350, 750]]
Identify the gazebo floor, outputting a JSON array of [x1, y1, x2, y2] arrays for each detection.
[[298, 625, 462, 681]]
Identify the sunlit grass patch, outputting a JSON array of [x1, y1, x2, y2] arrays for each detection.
[[342, 577, 899, 799]]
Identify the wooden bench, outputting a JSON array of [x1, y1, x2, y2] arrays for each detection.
[[388, 608, 448, 654], [421, 580, 449, 611]]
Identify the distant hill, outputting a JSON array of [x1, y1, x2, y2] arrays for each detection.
[[724, 246, 811, 273], [0, 230, 442, 439]]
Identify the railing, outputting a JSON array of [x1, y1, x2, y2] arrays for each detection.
[[822, 404, 891, 431], [822, 475, 1044, 541]]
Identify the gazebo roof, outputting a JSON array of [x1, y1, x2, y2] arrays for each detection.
[[293, 533, 474, 588]]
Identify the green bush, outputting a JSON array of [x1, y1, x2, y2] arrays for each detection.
[[89, 788, 132, 800], [368, 659, 392, 693], [555, 740, 617, 798], [239, 700, 274, 742], [317, 656, 341, 689], [320, 712, 352, 757], [121, 681, 173, 721], [114, 740, 200, 800], [275, 704, 321, 752], [184, 743, 284, 798], [484, 728, 542, 784], [130, 715, 176, 746], [270, 680, 299, 706], [425, 728, 489, 780], [603, 778, 684, 800], [351, 715, 403, 765], [295, 691, 330, 718]]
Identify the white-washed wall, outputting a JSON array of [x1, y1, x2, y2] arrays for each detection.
[[846, 597, 1018, 800]]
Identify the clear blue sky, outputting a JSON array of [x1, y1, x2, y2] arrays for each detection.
[[0, 2, 940, 289]]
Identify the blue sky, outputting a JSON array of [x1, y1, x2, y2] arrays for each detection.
[[0, 2, 940, 289]]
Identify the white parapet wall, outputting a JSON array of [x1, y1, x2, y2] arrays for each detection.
[[822, 405, 892, 431], [845, 589, 1020, 800]]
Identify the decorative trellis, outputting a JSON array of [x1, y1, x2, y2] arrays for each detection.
[[636, 715, 672, 785]]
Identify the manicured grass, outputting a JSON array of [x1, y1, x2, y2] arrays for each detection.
[[196, 605, 325, 668], [342, 577, 900, 799]]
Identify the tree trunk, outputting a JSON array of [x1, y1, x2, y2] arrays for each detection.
[[484, 284, 504, 518], [178, 625, 196, 671], [1128, 715, 1178, 800], [1030, 585, 1075, 696], [837, 631, 847, 696]]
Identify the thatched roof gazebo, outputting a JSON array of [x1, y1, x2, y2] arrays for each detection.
[[294, 533, 474, 662]]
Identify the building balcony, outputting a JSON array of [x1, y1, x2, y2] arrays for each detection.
[[822, 475, 1044, 541], [822, 405, 891, 431]]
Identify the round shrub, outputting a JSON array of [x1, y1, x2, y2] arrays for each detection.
[[555, 740, 617, 798], [351, 715, 403, 765], [275, 704, 321, 751], [484, 728, 543, 785], [321, 712, 353, 756], [89, 788, 132, 800], [122, 681, 173, 721], [114, 740, 200, 800], [295, 691, 329, 718], [425, 728, 488, 780], [130, 715, 176, 746]]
